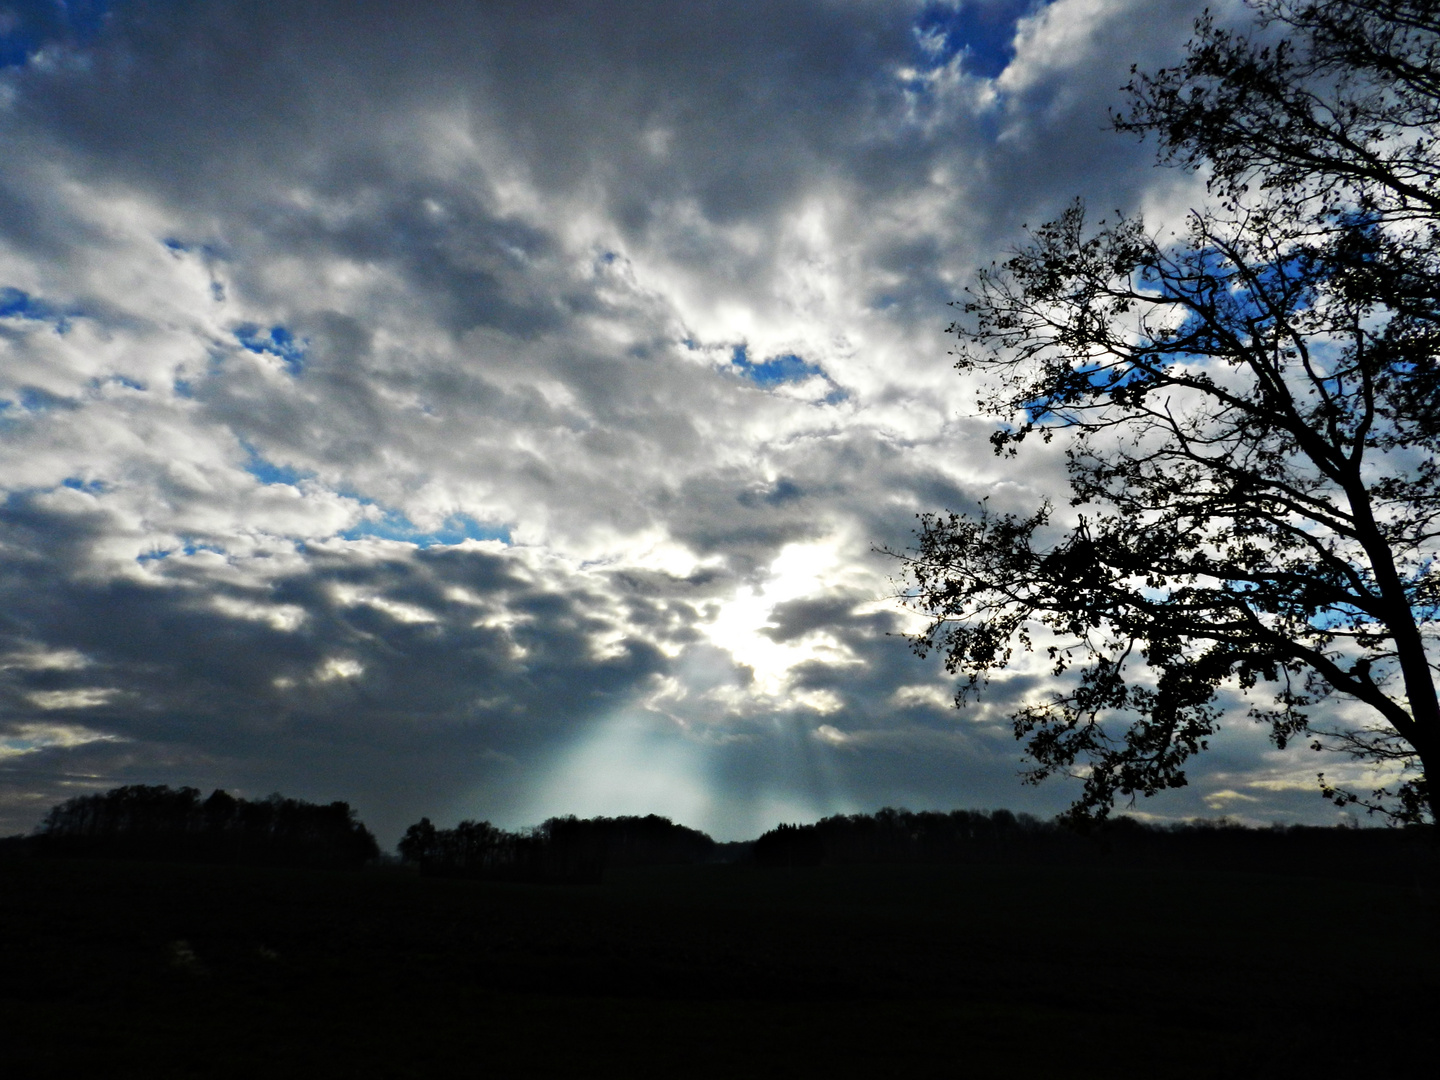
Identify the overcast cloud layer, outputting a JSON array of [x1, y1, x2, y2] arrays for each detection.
[[0, 0, 1364, 842]]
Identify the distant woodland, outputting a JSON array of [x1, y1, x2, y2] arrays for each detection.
[[1, 784, 1435, 882], [5, 785, 379, 869], [397, 813, 724, 882]]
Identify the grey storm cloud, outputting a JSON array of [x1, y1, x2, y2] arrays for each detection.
[[0, 0, 1348, 841]]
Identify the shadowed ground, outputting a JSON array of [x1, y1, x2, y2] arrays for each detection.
[[1, 855, 1435, 1076]]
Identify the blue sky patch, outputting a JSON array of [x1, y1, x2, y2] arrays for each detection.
[[0, 286, 75, 330], [731, 346, 826, 388], [18, 386, 73, 412], [912, 0, 1040, 80], [163, 236, 229, 262], [0, 0, 113, 69], [341, 511, 510, 548], [0, 287, 39, 319], [135, 538, 224, 565], [242, 443, 310, 487], [235, 324, 306, 375]]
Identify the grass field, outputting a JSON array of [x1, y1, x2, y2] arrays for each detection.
[[2, 854, 1436, 1077]]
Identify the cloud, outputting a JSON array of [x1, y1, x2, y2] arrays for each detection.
[[0, 0, 1345, 842], [0, 720, 121, 759]]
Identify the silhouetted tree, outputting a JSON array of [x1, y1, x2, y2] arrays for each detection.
[[751, 807, 1433, 876], [34, 785, 378, 868], [900, 1, 1439, 822], [756, 809, 1061, 867], [752, 822, 826, 867], [397, 816, 439, 865], [397, 813, 718, 880], [537, 814, 716, 873]]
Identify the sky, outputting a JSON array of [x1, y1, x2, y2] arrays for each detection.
[[0, 0, 1376, 844]]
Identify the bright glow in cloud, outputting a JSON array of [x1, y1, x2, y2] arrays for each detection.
[[316, 658, 365, 682], [704, 541, 859, 694]]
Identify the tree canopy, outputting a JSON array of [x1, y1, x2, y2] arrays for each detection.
[[33, 784, 380, 867], [397, 813, 718, 881], [901, 1, 1439, 823]]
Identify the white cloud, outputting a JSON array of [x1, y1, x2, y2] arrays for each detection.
[[315, 658, 365, 682], [1, 721, 122, 758], [26, 688, 117, 710]]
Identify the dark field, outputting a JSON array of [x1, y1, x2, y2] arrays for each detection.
[[2, 855, 1436, 1077]]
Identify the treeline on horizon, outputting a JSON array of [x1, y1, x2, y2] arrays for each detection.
[[1, 784, 1435, 879], [749, 807, 1434, 877], [397, 814, 726, 882], [2, 785, 380, 869]]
